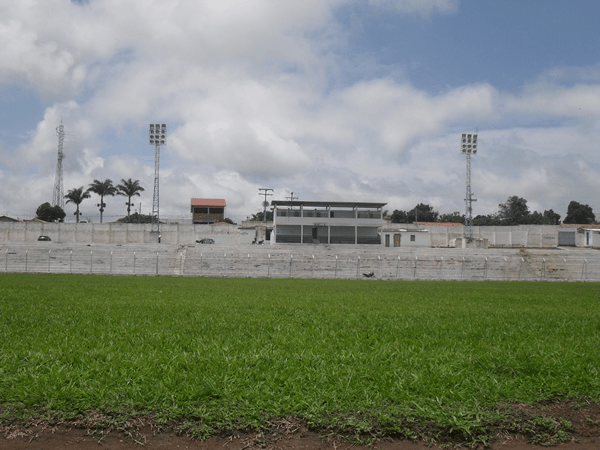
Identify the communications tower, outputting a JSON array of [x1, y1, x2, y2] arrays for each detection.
[[149, 124, 167, 238], [52, 123, 65, 209]]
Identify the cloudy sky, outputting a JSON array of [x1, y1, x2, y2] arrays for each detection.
[[1, 0, 600, 223]]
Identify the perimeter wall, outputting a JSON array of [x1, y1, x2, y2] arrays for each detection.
[[0, 222, 594, 248]]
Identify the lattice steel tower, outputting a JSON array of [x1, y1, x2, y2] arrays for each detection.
[[149, 124, 167, 237], [461, 133, 478, 242], [52, 123, 65, 209]]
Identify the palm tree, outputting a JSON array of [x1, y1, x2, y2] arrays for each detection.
[[116, 178, 145, 218], [88, 179, 117, 223], [64, 187, 91, 223]]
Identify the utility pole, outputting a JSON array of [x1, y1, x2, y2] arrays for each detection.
[[259, 188, 274, 224], [285, 192, 298, 201]]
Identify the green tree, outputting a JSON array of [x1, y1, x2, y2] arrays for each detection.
[[408, 203, 438, 223], [564, 201, 595, 224], [116, 178, 145, 218], [439, 211, 464, 223], [473, 214, 501, 226], [252, 211, 273, 221], [390, 209, 408, 223], [498, 196, 530, 225], [88, 179, 117, 223], [117, 212, 153, 224], [543, 209, 561, 225], [36, 202, 66, 222], [64, 186, 91, 223]]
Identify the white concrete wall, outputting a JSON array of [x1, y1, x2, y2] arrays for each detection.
[[0, 222, 242, 245]]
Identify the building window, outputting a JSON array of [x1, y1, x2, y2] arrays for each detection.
[[410, 235, 415, 242]]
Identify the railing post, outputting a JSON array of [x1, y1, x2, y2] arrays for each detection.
[[563, 258, 568, 281], [356, 256, 360, 279], [483, 257, 488, 280], [541, 258, 545, 281], [582, 259, 587, 281], [70, 250, 73, 274], [378, 255, 381, 279], [90, 250, 93, 274], [5, 249, 7, 273], [133, 252, 136, 275], [268, 254, 271, 278], [312, 255, 315, 278], [110, 251, 113, 275], [200, 252, 203, 277], [289, 255, 293, 278], [504, 257, 508, 281], [461, 257, 465, 279], [440, 257, 443, 280], [25, 249, 28, 273], [247, 254, 250, 278], [519, 258, 524, 280], [156, 252, 159, 276], [48, 250, 51, 273], [413, 256, 418, 279], [222, 253, 226, 277], [396, 256, 400, 279], [335, 255, 338, 279]]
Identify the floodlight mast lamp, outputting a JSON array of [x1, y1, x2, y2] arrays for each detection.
[[461, 133, 478, 242], [149, 124, 167, 237]]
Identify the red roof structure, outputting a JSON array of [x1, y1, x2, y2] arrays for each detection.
[[191, 198, 226, 207]]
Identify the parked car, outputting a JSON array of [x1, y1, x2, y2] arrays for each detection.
[[37, 236, 52, 241], [196, 238, 215, 244]]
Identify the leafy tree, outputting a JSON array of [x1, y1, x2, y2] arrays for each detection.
[[408, 203, 438, 223], [543, 209, 561, 225], [117, 212, 153, 224], [64, 186, 91, 223], [88, 179, 117, 223], [252, 211, 273, 221], [498, 196, 530, 225], [473, 214, 501, 226], [439, 211, 464, 223], [390, 209, 408, 223], [36, 202, 66, 222], [116, 178, 144, 218], [222, 217, 234, 224], [564, 201, 595, 224]]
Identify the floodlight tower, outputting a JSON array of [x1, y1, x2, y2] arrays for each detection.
[[461, 133, 478, 242], [149, 124, 167, 238], [52, 123, 65, 210]]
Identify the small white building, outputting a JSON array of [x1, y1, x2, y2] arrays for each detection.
[[583, 228, 600, 247], [381, 229, 429, 247]]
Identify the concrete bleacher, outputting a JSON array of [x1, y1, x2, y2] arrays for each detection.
[[3, 240, 599, 281]]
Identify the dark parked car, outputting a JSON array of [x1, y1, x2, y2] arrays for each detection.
[[196, 238, 215, 244], [37, 236, 52, 241]]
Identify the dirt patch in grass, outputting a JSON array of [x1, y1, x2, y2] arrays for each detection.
[[1, 400, 599, 449]]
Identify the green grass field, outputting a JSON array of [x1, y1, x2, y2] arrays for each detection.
[[1, 274, 599, 446]]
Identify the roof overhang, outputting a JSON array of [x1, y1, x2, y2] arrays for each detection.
[[191, 198, 226, 207], [271, 200, 386, 208]]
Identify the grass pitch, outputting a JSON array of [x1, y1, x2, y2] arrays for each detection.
[[1, 274, 599, 445]]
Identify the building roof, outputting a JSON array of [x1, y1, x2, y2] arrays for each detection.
[[191, 198, 226, 207], [271, 200, 386, 208]]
